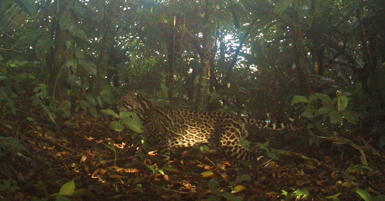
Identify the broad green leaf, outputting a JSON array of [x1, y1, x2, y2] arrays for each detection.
[[65, 60, 77, 71], [16, 72, 35, 81], [330, 111, 343, 124], [86, 95, 96, 105], [79, 100, 90, 110], [15, 0, 37, 15], [120, 111, 136, 119], [266, 151, 279, 160], [240, 137, 251, 150], [38, 102, 56, 124], [315, 107, 331, 117], [56, 195, 71, 201], [66, 76, 82, 88], [59, 16, 73, 31], [72, 188, 96, 199], [59, 180, 75, 196], [337, 95, 349, 111], [120, 117, 143, 133], [301, 111, 314, 119], [89, 106, 98, 118], [0, 76, 6, 81], [275, 0, 295, 14], [75, 48, 85, 59], [207, 179, 219, 193], [0, 137, 28, 152], [109, 121, 125, 132], [79, 60, 97, 75], [309, 93, 331, 104], [103, 143, 117, 153], [100, 89, 114, 105], [72, 29, 88, 41], [373, 195, 385, 201], [291, 95, 308, 105], [35, 38, 53, 59], [356, 189, 372, 201], [341, 111, 357, 124]]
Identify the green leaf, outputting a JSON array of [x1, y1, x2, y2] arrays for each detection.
[[291, 95, 308, 105], [207, 179, 219, 193], [110, 121, 125, 132], [72, 29, 88, 41], [86, 95, 96, 105], [314, 107, 331, 117], [56, 195, 71, 201], [79, 100, 90, 110], [15, 0, 37, 16], [35, 38, 53, 59], [100, 109, 119, 118], [356, 189, 373, 201], [330, 111, 343, 124], [66, 76, 82, 88], [293, 188, 310, 198], [120, 116, 144, 133], [75, 49, 84, 59], [309, 93, 331, 105], [281, 190, 291, 199], [103, 143, 117, 153], [337, 95, 349, 111], [59, 16, 73, 31], [341, 111, 357, 124], [266, 151, 279, 160], [275, 0, 295, 14], [89, 106, 98, 118], [0, 137, 28, 152], [79, 60, 97, 75], [59, 180, 75, 196], [38, 102, 56, 124], [73, 188, 96, 198], [301, 111, 314, 119], [373, 195, 385, 201], [65, 60, 78, 71]]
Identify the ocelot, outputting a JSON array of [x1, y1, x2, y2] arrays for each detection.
[[118, 92, 296, 165]]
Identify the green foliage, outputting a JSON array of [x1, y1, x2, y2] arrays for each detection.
[[206, 179, 242, 201], [0, 136, 28, 156], [51, 180, 96, 201], [0, 179, 20, 192], [292, 92, 358, 134], [356, 189, 385, 201], [101, 109, 144, 134], [282, 188, 310, 200]]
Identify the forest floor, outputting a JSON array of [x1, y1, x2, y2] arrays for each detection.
[[1, 111, 385, 201]]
